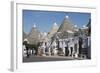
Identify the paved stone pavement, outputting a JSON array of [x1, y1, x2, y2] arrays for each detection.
[[23, 55, 83, 63]]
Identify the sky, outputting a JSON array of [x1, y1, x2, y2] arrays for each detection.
[[23, 10, 91, 34]]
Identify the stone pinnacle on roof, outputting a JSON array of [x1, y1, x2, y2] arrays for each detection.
[[83, 25, 86, 28], [74, 25, 77, 28], [65, 15, 69, 19], [52, 22, 59, 29], [54, 22, 57, 26], [33, 24, 36, 28]]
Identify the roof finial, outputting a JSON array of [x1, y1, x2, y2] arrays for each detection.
[[74, 25, 77, 28], [54, 22, 57, 26], [33, 24, 36, 28], [83, 25, 86, 28], [65, 15, 69, 18]]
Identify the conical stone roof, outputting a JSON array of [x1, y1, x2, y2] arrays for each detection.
[[27, 25, 41, 44], [23, 31, 27, 40], [47, 22, 59, 39], [57, 16, 76, 39], [58, 15, 75, 33]]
